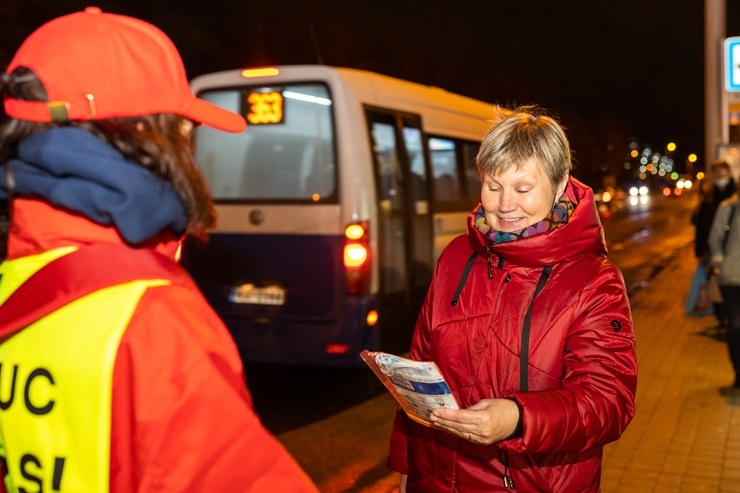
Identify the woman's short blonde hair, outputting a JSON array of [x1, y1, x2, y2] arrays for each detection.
[[477, 105, 572, 190]]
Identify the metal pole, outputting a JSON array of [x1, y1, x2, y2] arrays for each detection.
[[705, 0, 726, 169]]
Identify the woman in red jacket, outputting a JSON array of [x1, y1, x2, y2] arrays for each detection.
[[0, 8, 316, 493], [388, 106, 637, 492]]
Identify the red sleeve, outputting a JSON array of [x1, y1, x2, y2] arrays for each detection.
[[109, 285, 318, 493]]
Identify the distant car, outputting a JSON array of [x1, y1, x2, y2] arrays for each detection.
[[594, 186, 625, 213], [661, 178, 692, 198], [628, 185, 649, 197], [626, 185, 651, 206]]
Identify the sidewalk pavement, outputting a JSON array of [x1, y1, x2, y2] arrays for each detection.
[[601, 243, 740, 492]]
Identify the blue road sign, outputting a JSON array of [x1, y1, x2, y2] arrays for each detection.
[[725, 37, 740, 92]]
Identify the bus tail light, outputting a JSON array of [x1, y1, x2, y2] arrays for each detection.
[[325, 343, 350, 355], [343, 221, 370, 294]]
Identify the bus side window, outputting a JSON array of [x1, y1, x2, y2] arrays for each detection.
[[370, 120, 408, 294], [429, 137, 462, 204], [372, 123, 404, 208], [462, 141, 481, 207], [402, 126, 429, 204]]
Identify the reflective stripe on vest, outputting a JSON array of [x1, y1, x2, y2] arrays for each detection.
[[0, 249, 170, 492], [0, 247, 77, 305]]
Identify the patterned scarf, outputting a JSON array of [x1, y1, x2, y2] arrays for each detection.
[[474, 196, 574, 244]]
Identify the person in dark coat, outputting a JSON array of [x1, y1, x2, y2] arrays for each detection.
[[709, 187, 740, 391], [691, 159, 736, 330]]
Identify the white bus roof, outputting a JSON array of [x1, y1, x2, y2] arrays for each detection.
[[191, 65, 496, 141]]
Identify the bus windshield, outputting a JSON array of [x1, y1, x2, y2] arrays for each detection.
[[194, 83, 336, 202]]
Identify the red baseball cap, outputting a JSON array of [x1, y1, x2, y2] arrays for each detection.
[[3, 6, 246, 132]]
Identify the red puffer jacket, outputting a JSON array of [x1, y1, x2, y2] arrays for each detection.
[[388, 178, 637, 492], [0, 198, 317, 493]]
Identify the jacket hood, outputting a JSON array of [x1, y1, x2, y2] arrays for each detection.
[[0, 127, 188, 244], [467, 177, 606, 267]]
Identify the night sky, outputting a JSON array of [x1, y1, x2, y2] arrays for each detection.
[[3, 1, 740, 187]]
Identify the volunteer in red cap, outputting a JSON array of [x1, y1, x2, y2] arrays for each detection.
[[0, 7, 317, 493]]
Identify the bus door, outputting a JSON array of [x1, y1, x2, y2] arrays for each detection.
[[365, 109, 433, 352]]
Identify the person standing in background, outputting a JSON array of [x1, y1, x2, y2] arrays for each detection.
[[709, 183, 740, 393], [692, 159, 736, 333], [0, 8, 316, 492]]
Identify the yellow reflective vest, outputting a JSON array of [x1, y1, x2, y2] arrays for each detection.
[[0, 245, 174, 493]]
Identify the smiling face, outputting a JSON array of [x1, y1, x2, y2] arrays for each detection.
[[481, 157, 568, 232]]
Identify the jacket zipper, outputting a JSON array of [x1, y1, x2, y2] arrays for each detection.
[[485, 246, 494, 278], [500, 450, 516, 490]]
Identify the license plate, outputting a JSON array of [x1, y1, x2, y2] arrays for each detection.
[[229, 283, 286, 306]]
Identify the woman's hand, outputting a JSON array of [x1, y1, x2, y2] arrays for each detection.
[[429, 398, 520, 445]]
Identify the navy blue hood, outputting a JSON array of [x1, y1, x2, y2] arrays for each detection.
[[0, 127, 187, 243]]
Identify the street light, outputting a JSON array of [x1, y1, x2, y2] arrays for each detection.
[[687, 153, 698, 177]]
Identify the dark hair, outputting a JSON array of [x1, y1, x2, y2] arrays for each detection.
[[0, 67, 215, 239]]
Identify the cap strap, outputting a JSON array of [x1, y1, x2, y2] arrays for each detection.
[[48, 101, 71, 123], [3, 97, 96, 123]]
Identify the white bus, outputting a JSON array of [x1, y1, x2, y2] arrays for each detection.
[[182, 65, 495, 366]]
